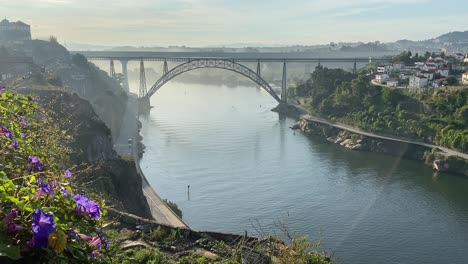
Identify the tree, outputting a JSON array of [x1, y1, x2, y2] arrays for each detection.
[[72, 54, 89, 68], [446, 76, 459, 86], [49, 35, 58, 44]]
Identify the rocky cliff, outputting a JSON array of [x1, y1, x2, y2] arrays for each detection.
[[24, 89, 152, 218]]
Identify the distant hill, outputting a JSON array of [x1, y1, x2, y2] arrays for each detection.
[[434, 30, 468, 43]]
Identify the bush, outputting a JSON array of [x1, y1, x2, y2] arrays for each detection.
[[163, 199, 182, 219], [0, 91, 109, 262], [72, 54, 89, 69]]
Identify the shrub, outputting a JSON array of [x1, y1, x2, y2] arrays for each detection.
[[0, 91, 109, 262], [163, 199, 183, 219]]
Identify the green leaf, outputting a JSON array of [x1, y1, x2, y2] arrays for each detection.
[[29, 175, 36, 184], [5, 196, 20, 204], [0, 242, 22, 260]]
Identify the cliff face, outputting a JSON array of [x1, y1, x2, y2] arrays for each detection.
[[25, 89, 152, 218]]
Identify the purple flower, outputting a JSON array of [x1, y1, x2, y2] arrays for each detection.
[[35, 178, 54, 198], [7, 223, 24, 235], [20, 132, 26, 138], [79, 234, 102, 249], [32, 209, 56, 248], [8, 140, 19, 150], [73, 194, 89, 214], [0, 83, 5, 93], [2, 208, 19, 224], [67, 229, 78, 240], [28, 156, 43, 172], [96, 228, 110, 248], [73, 194, 101, 220], [88, 250, 99, 259], [1, 126, 11, 139], [87, 201, 102, 220], [64, 170, 72, 178], [79, 233, 92, 241], [60, 186, 71, 196]]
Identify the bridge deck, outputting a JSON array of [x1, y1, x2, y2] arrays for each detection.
[[74, 51, 392, 62]]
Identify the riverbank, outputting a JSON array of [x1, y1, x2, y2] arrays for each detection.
[[114, 93, 188, 228], [275, 101, 468, 176]]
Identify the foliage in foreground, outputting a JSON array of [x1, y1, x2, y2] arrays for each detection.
[[0, 91, 109, 263]]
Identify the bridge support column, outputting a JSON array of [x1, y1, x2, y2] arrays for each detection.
[[256, 61, 261, 77], [256, 61, 261, 88], [138, 97, 151, 114], [163, 59, 169, 75], [281, 61, 287, 103], [353, 60, 357, 73], [139, 59, 147, 98], [120, 59, 130, 93], [110, 59, 116, 79]]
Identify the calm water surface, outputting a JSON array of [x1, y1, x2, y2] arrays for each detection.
[[139, 82, 468, 264]]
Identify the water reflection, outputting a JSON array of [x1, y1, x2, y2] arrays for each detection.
[[140, 82, 468, 264]]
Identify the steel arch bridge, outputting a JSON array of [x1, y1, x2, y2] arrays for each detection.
[[144, 58, 282, 103]]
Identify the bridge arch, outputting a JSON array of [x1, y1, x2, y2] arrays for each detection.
[[144, 59, 282, 102]]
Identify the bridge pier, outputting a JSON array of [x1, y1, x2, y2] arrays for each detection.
[[138, 96, 151, 113], [163, 59, 169, 75], [110, 59, 116, 79], [120, 59, 130, 93], [139, 59, 147, 98], [281, 61, 287, 103]]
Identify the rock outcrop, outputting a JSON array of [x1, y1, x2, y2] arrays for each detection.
[[24, 89, 152, 218]]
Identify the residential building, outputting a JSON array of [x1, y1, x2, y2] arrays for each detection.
[[409, 76, 428, 88], [375, 73, 389, 83], [453, 53, 465, 61], [436, 67, 449, 78], [377, 65, 393, 74], [0, 19, 31, 43], [392, 63, 403, 70], [418, 70, 434, 80], [462, 72, 468, 85]]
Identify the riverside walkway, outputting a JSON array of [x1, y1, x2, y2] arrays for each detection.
[[115, 94, 188, 228], [302, 114, 468, 160]]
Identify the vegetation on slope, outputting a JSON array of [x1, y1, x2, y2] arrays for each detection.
[[0, 91, 109, 263], [293, 66, 468, 152]]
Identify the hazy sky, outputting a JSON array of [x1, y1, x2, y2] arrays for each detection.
[[1, 0, 467, 47]]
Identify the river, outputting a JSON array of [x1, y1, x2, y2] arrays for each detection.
[[139, 81, 468, 264]]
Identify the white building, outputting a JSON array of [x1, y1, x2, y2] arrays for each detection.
[[377, 65, 393, 74], [437, 68, 449, 78], [453, 53, 465, 61], [409, 76, 428, 88], [418, 70, 434, 80], [462, 72, 468, 85], [375, 73, 389, 83], [423, 63, 437, 71], [392, 63, 403, 70]]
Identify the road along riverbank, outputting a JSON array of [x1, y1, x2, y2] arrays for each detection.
[[115, 93, 188, 228], [273, 102, 468, 176]]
